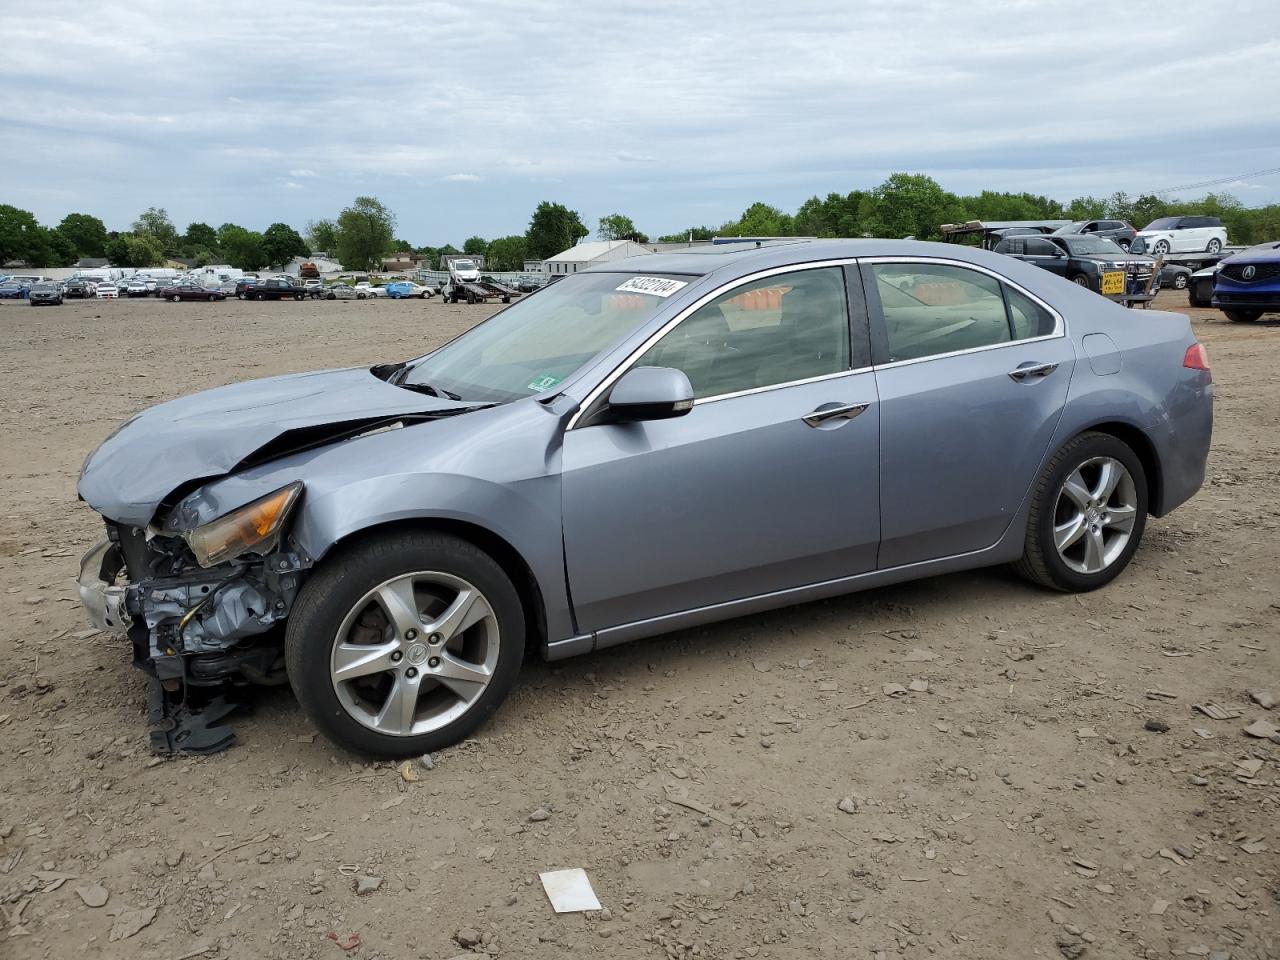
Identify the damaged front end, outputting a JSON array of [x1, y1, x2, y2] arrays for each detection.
[[78, 482, 312, 754]]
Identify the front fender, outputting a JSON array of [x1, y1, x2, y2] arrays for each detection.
[[292, 471, 576, 643]]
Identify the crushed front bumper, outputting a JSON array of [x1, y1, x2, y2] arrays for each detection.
[[78, 538, 132, 633]]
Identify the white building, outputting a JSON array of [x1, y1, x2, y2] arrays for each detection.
[[543, 239, 651, 277]]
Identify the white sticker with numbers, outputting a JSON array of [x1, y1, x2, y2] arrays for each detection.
[[615, 276, 689, 298]]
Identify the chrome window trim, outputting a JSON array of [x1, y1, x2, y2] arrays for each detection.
[[567, 258, 861, 429], [859, 255, 1066, 371]]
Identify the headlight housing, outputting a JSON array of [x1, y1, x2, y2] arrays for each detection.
[[184, 482, 302, 568]]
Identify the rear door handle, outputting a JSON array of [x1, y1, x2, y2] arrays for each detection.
[[1008, 362, 1059, 382], [802, 402, 870, 428]]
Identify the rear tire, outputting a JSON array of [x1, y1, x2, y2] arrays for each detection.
[[1206, 238, 1222, 254], [1173, 273, 1188, 290], [170, 294, 181, 302], [285, 531, 525, 758], [1070, 274, 1091, 288], [1013, 432, 1148, 592], [1225, 310, 1261, 323]]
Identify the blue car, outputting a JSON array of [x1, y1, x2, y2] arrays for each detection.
[[383, 281, 430, 299], [1212, 240, 1280, 322], [0, 280, 32, 300]]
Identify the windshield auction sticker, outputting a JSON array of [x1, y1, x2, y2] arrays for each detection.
[[616, 277, 689, 298]]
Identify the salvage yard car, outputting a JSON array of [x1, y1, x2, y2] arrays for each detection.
[[1136, 216, 1227, 255], [249, 277, 306, 301], [161, 281, 228, 302], [1211, 239, 1280, 322], [0, 279, 31, 300], [76, 239, 1214, 757], [28, 281, 64, 306], [993, 233, 1156, 302]]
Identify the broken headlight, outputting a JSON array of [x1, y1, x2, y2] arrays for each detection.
[[184, 482, 302, 568]]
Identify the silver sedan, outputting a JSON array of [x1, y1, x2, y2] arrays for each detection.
[[76, 239, 1213, 757]]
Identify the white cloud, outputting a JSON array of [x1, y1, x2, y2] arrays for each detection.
[[289, 168, 318, 178], [441, 173, 481, 182], [284, 181, 303, 190]]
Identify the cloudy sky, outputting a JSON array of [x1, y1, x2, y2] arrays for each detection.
[[5, 0, 1279, 245]]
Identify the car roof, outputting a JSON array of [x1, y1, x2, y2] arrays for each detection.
[[581, 238, 1048, 279]]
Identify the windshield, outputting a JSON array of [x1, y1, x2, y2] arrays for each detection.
[[33, 283, 57, 291], [1064, 236, 1126, 256], [403, 272, 689, 403], [1142, 217, 1180, 231], [1051, 222, 1086, 235]]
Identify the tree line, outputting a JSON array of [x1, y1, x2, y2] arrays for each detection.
[[5, 174, 1277, 272]]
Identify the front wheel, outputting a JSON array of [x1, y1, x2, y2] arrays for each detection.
[[1225, 310, 1261, 323], [170, 294, 181, 302], [1173, 273, 1188, 290], [1153, 240, 1170, 255], [1013, 432, 1148, 592], [1206, 238, 1222, 254], [285, 532, 525, 758], [1070, 274, 1091, 288]]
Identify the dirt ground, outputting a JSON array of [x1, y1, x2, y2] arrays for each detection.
[[0, 290, 1276, 960]]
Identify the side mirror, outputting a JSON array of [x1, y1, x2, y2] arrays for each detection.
[[606, 366, 694, 423]]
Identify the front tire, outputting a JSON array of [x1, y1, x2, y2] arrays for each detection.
[[1013, 432, 1148, 592], [1070, 274, 1091, 288], [285, 531, 525, 758], [1225, 310, 1261, 323], [1153, 240, 1170, 255], [1173, 273, 1188, 290]]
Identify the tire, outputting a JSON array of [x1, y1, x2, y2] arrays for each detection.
[[1153, 240, 1170, 255], [1070, 274, 1091, 288], [421, 292, 430, 299], [254, 292, 264, 301], [295, 293, 304, 301], [1117, 239, 1130, 251], [1013, 431, 1148, 592], [327, 293, 336, 300], [237, 293, 245, 300], [1206, 238, 1222, 254], [170, 294, 181, 302], [1173, 273, 1188, 290], [1225, 310, 1262, 323], [285, 531, 525, 758]]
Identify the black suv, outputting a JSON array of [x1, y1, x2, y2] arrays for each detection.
[[248, 278, 305, 301], [1052, 219, 1137, 250], [994, 234, 1156, 300]]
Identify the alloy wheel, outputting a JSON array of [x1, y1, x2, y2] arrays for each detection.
[[1053, 457, 1138, 574], [330, 571, 498, 737]]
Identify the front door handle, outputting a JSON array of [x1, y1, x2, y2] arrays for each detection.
[[802, 402, 870, 428], [1008, 362, 1059, 383]]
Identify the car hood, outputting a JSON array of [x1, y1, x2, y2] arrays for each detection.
[[78, 366, 475, 527]]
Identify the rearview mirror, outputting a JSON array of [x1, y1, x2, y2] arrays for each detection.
[[607, 367, 694, 423]]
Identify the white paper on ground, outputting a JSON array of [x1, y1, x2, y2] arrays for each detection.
[[539, 868, 601, 913]]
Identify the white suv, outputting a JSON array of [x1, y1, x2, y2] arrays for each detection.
[[1135, 216, 1227, 255]]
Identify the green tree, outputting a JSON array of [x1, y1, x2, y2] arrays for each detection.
[[525, 201, 589, 260], [104, 232, 164, 267], [862, 173, 965, 240], [656, 226, 715, 243], [183, 222, 219, 255], [0, 204, 44, 265], [485, 235, 528, 271], [132, 207, 179, 255], [1065, 196, 1108, 220], [306, 218, 339, 255], [719, 202, 794, 238], [335, 196, 396, 271], [217, 224, 269, 271], [262, 222, 309, 267], [35, 228, 77, 267], [56, 213, 109, 259], [598, 213, 648, 243], [462, 235, 488, 256]]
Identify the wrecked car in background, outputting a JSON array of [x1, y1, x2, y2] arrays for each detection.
[[77, 239, 1213, 758]]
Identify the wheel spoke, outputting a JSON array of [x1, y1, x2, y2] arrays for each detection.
[[1105, 503, 1137, 532], [433, 650, 491, 701], [1061, 470, 1091, 509], [332, 641, 398, 682], [1083, 527, 1105, 572], [1054, 514, 1087, 552], [1093, 459, 1123, 502], [375, 673, 421, 735], [374, 578, 425, 640], [427, 588, 491, 642]]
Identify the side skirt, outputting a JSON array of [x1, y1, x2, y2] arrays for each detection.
[[543, 535, 1024, 662]]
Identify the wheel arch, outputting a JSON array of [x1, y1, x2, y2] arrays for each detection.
[[1069, 420, 1165, 516], [314, 516, 549, 656]]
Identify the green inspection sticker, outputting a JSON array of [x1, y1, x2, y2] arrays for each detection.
[[527, 374, 563, 392]]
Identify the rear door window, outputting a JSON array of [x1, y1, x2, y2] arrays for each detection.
[[869, 263, 1011, 362]]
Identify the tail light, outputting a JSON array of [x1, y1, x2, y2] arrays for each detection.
[[1183, 342, 1211, 378]]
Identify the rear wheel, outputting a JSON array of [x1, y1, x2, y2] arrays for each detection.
[[1070, 274, 1091, 287], [170, 294, 181, 302], [1172, 273, 1188, 289], [1225, 310, 1262, 323], [286, 532, 524, 758], [1206, 238, 1222, 254], [1013, 432, 1148, 592]]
